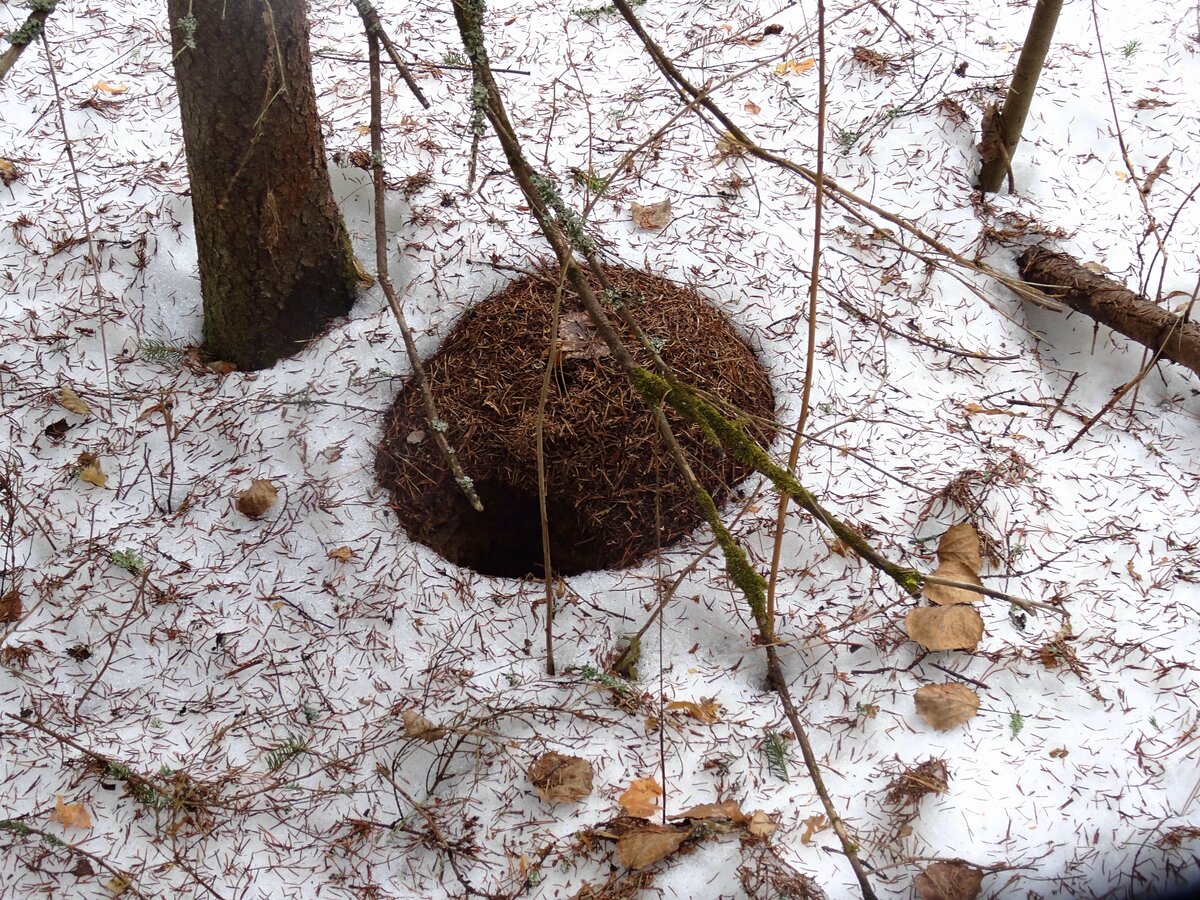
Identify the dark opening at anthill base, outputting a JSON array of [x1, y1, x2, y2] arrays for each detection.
[[375, 265, 776, 579]]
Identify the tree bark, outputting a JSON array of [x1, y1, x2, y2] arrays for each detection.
[[977, 0, 1063, 194], [1018, 247, 1200, 378], [168, 0, 357, 370]]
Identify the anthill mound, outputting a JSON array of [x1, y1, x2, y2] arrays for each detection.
[[376, 265, 776, 579]]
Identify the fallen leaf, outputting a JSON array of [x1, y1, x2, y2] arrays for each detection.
[[774, 58, 815, 76], [53, 795, 93, 829], [914, 860, 984, 900], [402, 709, 446, 742], [743, 100, 761, 114], [671, 800, 745, 823], [0, 587, 21, 624], [327, 546, 354, 562], [236, 480, 277, 518], [665, 698, 721, 724], [1049, 748, 1068, 759], [71, 859, 95, 877], [528, 752, 594, 804], [105, 875, 130, 896], [352, 255, 376, 288], [406, 430, 426, 445], [800, 813, 828, 844], [59, 386, 91, 415], [558, 310, 610, 361], [914, 683, 980, 731], [630, 198, 672, 230], [924, 559, 983, 606], [935, 524, 982, 571], [44, 418, 70, 442], [905, 606, 984, 651], [745, 809, 777, 839], [76, 453, 107, 488], [94, 81, 128, 94], [616, 823, 689, 869], [716, 130, 748, 158], [618, 776, 663, 818]]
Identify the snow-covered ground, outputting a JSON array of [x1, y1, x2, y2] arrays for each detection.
[[2, 1, 1199, 897]]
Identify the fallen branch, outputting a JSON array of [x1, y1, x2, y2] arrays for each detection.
[[0, 0, 56, 86], [350, 0, 429, 108], [1017, 246, 1200, 378]]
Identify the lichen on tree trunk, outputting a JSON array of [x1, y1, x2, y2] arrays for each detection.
[[168, 0, 358, 370]]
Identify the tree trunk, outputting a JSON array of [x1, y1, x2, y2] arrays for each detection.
[[168, 0, 357, 370], [977, 0, 1063, 194], [1017, 247, 1200, 378]]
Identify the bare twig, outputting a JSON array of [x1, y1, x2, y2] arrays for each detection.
[[351, 0, 430, 108], [364, 26, 482, 511]]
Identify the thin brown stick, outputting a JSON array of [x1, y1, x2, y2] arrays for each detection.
[[0, 817, 150, 899], [351, 0, 429, 107], [365, 27, 482, 511], [767, 0, 829, 627], [535, 263, 572, 675]]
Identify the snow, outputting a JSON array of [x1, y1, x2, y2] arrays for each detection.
[[2, 0, 1199, 898]]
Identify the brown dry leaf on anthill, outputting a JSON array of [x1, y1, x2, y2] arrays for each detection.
[[53, 795, 93, 829], [630, 198, 672, 230], [665, 698, 721, 724], [529, 752, 593, 804], [914, 860, 985, 900], [76, 452, 107, 488], [236, 479, 277, 518], [0, 587, 21, 624], [925, 523, 983, 606], [616, 823, 690, 869], [558, 311, 610, 361], [914, 683, 980, 731], [59, 386, 91, 416], [905, 606, 984, 651], [402, 710, 446, 742], [618, 776, 663, 818]]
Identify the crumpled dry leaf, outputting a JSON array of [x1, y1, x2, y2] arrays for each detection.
[[59, 386, 91, 416], [0, 587, 21, 624], [76, 452, 107, 488], [558, 311, 610, 361], [615, 823, 689, 869], [925, 524, 983, 605], [671, 800, 745, 823], [402, 709, 446, 742], [914, 683, 980, 731], [94, 81, 128, 94], [529, 752, 593, 804], [745, 809, 777, 839], [924, 560, 983, 605], [618, 776, 663, 818], [630, 198, 672, 230], [236, 479, 277, 518], [744, 99, 761, 114], [913, 860, 985, 900], [716, 130, 748, 158], [936, 523, 982, 571], [774, 58, 815, 76], [53, 795, 93, 829], [800, 813, 828, 845], [105, 874, 130, 896], [905, 606, 984, 651], [665, 698, 721, 724], [327, 546, 354, 562]]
